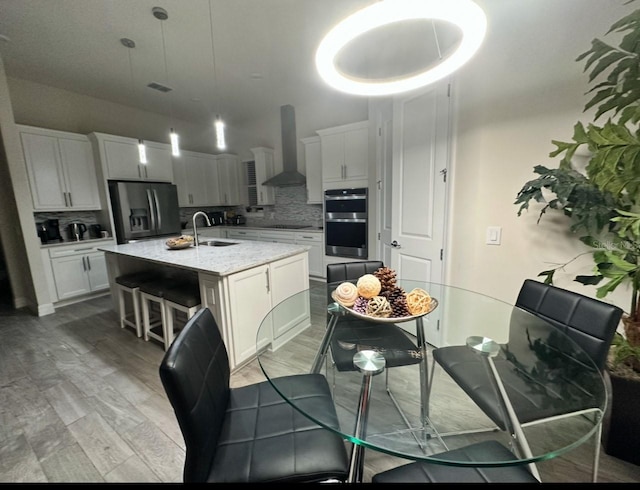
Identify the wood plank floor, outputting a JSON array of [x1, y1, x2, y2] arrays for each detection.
[[0, 287, 639, 483]]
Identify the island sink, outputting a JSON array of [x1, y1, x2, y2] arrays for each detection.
[[201, 240, 239, 247]]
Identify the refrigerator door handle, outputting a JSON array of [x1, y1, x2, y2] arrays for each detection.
[[153, 189, 162, 230], [146, 189, 157, 232]]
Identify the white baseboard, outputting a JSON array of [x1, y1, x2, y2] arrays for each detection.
[[37, 302, 55, 316]]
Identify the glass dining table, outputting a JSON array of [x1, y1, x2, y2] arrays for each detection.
[[255, 281, 607, 483]]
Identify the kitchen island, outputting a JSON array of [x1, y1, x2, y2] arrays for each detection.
[[99, 238, 311, 370]]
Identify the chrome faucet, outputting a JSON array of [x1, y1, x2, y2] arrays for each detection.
[[192, 211, 211, 247]]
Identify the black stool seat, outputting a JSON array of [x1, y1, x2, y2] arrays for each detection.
[[164, 281, 201, 307], [139, 279, 172, 298], [115, 271, 160, 288], [371, 441, 538, 483]]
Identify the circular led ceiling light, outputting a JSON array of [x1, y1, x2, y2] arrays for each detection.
[[315, 0, 487, 96]]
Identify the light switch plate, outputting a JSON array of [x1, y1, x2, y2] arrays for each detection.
[[486, 226, 502, 245]]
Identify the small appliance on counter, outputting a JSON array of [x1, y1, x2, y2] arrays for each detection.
[[67, 222, 87, 241], [89, 224, 103, 239], [234, 215, 246, 226], [207, 211, 225, 226], [36, 219, 63, 244]]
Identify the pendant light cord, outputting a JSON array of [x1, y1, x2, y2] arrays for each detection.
[[208, 0, 220, 121]]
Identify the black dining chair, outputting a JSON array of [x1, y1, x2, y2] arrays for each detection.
[[159, 307, 349, 483], [371, 440, 539, 483], [325, 262, 423, 403], [428, 279, 623, 482]]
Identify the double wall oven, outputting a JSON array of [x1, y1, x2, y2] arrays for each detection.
[[324, 187, 368, 259]]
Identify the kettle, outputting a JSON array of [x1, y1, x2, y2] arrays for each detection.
[[68, 222, 87, 241]]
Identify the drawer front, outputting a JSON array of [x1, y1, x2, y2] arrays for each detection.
[[49, 244, 101, 258], [259, 231, 295, 242], [294, 232, 323, 243]]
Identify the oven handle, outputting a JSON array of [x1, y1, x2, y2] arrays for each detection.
[[325, 218, 367, 223], [324, 194, 367, 201]]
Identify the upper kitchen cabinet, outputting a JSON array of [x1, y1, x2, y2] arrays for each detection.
[[18, 125, 101, 211], [173, 150, 215, 207], [317, 120, 369, 189], [90, 133, 173, 182], [215, 153, 242, 206], [248, 147, 275, 206], [301, 136, 322, 204]]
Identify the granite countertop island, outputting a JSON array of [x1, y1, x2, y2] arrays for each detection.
[[98, 237, 310, 276], [99, 237, 311, 370]]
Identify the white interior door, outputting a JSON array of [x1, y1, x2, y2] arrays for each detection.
[[376, 99, 394, 266], [391, 81, 451, 347]]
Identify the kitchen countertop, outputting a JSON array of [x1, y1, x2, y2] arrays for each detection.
[[183, 224, 323, 234], [98, 237, 310, 276]]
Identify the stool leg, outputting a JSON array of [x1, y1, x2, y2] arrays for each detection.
[[141, 294, 151, 342], [132, 288, 142, 338], [163, 302, 173, 351], [118, 286, 126, 329]]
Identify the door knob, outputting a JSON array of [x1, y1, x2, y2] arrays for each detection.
[[390, 240, 401, 248]]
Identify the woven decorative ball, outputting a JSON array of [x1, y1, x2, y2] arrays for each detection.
[[357, 274, 382, 299], [406, 288, 432, 315], [334, 282, 359, 307], [366, 295, 392, 318]]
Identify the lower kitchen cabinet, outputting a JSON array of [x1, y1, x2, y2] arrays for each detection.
[[46, 242, 110, 302], [295, 232, 323, 278], [226, 229, 260, 241], [200, 252, 309, 370]]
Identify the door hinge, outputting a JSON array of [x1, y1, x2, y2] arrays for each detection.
[[440, 168, 447, 182], [447, 83, 451, 97], [437, 319, 440, 331], [378, 127, 382, 136], [377, 232, 381, 240], [440, 249, 443, 260]]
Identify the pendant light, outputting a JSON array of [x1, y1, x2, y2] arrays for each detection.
[[315, 0, 487, 96], [121, 37, 147, 164], [208, 0, 226, 150], [153, 6, 180, 157]]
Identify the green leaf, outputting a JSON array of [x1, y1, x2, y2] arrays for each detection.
[[575, 275, 603, 285]]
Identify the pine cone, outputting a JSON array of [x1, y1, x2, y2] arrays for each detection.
[[352, 296, 369, 314], [374, 267, 397, 293], [381, 286, 410, 317]]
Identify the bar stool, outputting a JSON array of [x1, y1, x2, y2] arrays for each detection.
[[162, 280, 202, 350], [140, 279, 172, 348], [114, 271, 159, 338]]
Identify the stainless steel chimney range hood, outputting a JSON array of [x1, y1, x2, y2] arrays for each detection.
[[262, 105, 306, 187]]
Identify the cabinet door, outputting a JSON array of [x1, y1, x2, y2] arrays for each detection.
[[172, 157, 191, 206], [217, 155, 241, 205], [21, 132, 67, 210], [269, 254, 310, 340], [320, 132, 345, 183], [226, 264, 272, 366], [145, 144, 173, 182], [51, 255, 91, 300], [175, 153, 210, 206], [295, 233, 324, 277], [205, 158, 222, 205], [251, 148, 276, 205], [302, 137, 322, 204], [58, 138, 100, 210], [103, 139, 142, 180], [344, 126, 369, 182], [86, 251, 109, 291]]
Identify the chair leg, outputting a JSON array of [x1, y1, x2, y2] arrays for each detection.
[[132, 288, 142, 338], [118, 286, 126, 329], [592, 420, 602, 483], [141, 294, 151, 342], [163, 303, 174, 351]]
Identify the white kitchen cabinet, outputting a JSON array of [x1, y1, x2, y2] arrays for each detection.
[[91, 133, 173, 182], [199, 252, 309, 369], [215, 154, 241, 205], [199, 227, 226, 239], [301, 136, 322, 204], [48, 243, 109, 301], [317, 120, 369, 189], [248, 147, 276, 205], [19, 125, 101, 211], [173, 150, 215, 207], [258, 230, 295, 244], [295, 232, 323, 278]]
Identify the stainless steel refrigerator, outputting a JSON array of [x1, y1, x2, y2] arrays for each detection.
[[109, 181, 181, 244]]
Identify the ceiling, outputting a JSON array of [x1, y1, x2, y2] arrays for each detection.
[[0, 0, 627, 138], [0, 0, 454, 129]]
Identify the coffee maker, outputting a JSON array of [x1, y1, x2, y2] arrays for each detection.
[[36, 219, 63, 244]]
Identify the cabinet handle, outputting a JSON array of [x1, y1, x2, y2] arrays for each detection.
[[86, 256, 91, 270], [68, 192, 73, 207], [138, 165, 142, 178], [265, 268, 270, 293], [63, 192, 68, 207], [260, 191, 263, 203], [82, 256, 87, 271], [300, 236, 313, 239], [144, 166, 148, 179]]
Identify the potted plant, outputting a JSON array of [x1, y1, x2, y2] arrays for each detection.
[[514, 1, 640, 464]]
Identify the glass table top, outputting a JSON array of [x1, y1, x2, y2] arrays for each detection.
[[256, 280, 606, 468]]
